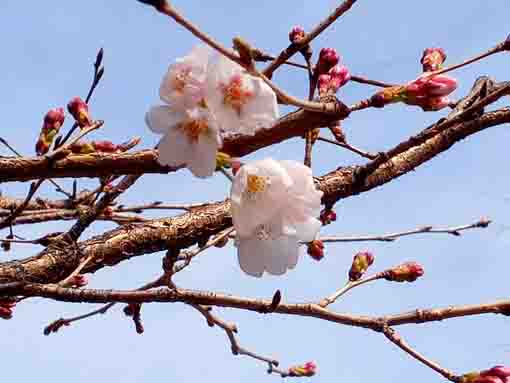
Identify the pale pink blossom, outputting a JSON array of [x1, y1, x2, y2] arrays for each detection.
[[231, 159, 323, 277], [206, 54, 279, 135], [146, 105, 220, 178], [159, 45, 212, 110]]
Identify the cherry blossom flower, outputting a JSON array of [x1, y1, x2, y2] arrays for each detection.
[[206, 54, 279, 135], [231, 159, 323, 277], [146, 105, 220, 178], [159, 45, 212, 111]]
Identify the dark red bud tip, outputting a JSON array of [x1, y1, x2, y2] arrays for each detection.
[[504, 34, 510, 50], [370, 93, 386, 108], [320, 208, 337, 225], [289, 26, 306, 44], [138, 0, 167, 11], [307, 240, 325, 261]]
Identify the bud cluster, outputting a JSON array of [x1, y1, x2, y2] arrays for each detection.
[[288, 361, 317, 377]]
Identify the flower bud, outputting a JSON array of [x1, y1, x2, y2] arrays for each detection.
[[103, 206, 114, 217], [93, 140, 117, 153], [478, 366, 510, 382], [405, 74, 457, 99], [67, 97, 92, 128], [307, 240, 325, 261], [329, 65, 351, 89], [36, 107, 65, 155], [385, 262, 424, 282], [0, 299, 16, 320], [315, 48, 340, 77], [289, 26, 306, 44], [421, 47, 447, 72], [288, 361, 317, 377], [68, 274, 88, 288], [349, 251, 374, 281], [320, 208, 337, 225]]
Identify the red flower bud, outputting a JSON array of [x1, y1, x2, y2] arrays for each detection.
[[68, 274, 88, 288], [67, 97, 92, 128], [385, 262, 424, 282], [289, 26, 305, 44], [320, 208, 337, 225], [0, 299, 16, 320], [36, 107, 65, 155], [288, 361, 317, 377], [103, 206, 114, 217], [42, 108, 65, 133], [479, 366, 510, 382], [307, 240, 325, 261], [349, 251, 374, 281], [315, 48, 340, 77], [93, 140, 118, 153], [421, 47, 447, 72]]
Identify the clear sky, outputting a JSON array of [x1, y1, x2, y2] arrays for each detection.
[[1, 1, 509, 382]]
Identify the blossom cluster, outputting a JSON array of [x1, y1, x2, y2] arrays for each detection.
[[146, 45, 279, 178]]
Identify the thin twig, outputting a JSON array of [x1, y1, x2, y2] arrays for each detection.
[[382, 325, 459, 382], [318, 218, 491, 243], [316, 136, 377, 160], [318, 273, 383, 307]]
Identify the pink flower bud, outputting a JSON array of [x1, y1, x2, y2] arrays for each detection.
[[329, 65, 351, 89], [320, 208, 337, 225], [307, 240, 325, 261], [68, 274, 88, 288], [413, 96, 451, 111], [289, 26, 305, 44], [315, 48, 340, 77], [385, 262, 424, 282], [42, 108, 65, 133], [479, 366, 510, 382], [349, 251, 374, 281], [421, 47, 447, 72], [67, 97, 92, 128], [405, 74, 457, 98]]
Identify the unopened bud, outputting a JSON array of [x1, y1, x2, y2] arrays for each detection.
[[307, 240, 325, 261], [36, 107, 65, 155], [320, 208, 337, 225], [349, 251, 374, 281], [288, 361, 317, 377], [421, 47, 447, 72], [67, 97, 92, 128], [329, 65, 351, 90], [289, 26, 306, 44], [315, 48, 340, 77], [385, 262, 424, 282], [0, 298, 16, 320], [68, 274, 88, 288], [103, 206, 114, 217]]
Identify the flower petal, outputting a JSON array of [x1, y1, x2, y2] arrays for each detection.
[[187, 132, 219, 178], [156, 128, 191, 167], [145, 105, 186, 135]]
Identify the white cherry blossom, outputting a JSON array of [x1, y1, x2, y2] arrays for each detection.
[[231, 159, 323, 277], [206, 54, 279, 135], [159, 45, 212, 111], [146, 105, 220, 178]]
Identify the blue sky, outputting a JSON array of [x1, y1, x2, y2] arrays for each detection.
[[1, 1, 509, 382]]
